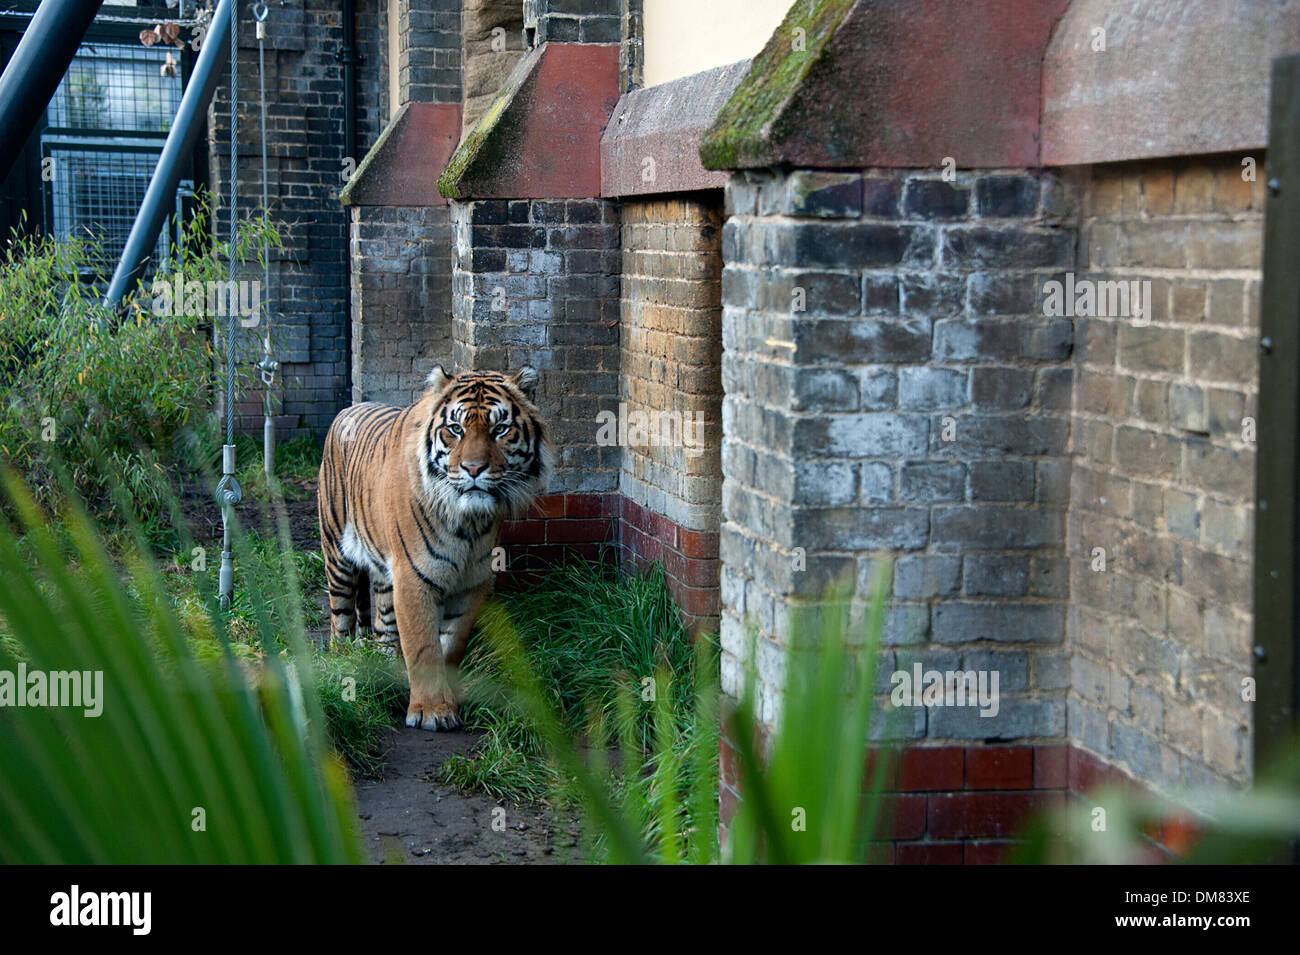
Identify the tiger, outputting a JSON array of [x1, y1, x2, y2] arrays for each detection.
[[317, 365, 551, 731]]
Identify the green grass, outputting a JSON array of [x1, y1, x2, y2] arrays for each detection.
[[235, 432, 323, 502], [441, 560, 717, 858], [162, 527, 327, 650], [314, 640, 408, 778], [469, 572, 894, 864], [0, 196, 283, 546], [0, 471, 362, 864]]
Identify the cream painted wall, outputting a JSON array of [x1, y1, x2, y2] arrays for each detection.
[[642, 0, 792, 87]]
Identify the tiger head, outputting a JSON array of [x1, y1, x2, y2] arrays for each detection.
[[418, 365, 553, 518]]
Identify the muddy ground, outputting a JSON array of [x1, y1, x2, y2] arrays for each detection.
[[353, 727, 566, 864]]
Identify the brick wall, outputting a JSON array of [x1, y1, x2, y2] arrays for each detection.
[[722, 740, 1191, 864], [348, 0, 460, 407], [209, 0, 383, 436], [533, 0, 623, 45], [718, 167, 1076, 740], [497, 492, 620, 590], [451, 198, 621, 498], [1068, 155, 1263, 790], [619, 195, 724, 632], [348, 204, 455, 405]]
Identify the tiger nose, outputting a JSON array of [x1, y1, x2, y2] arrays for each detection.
[[462, 461, 487, 477]]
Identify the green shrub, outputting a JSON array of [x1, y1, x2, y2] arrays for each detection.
[[0, 197, 281, 542]]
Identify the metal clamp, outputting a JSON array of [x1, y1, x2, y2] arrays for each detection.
[[252, 1, 268, 39], [258, 355, 279, 386], [216, 473, 243, 507], [216, 443, 242, 506]]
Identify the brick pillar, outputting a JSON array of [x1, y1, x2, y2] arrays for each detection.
[[719, 167, 1076, 740], [348, 205, 455, 405], [619, 196, 724, 633], [452, 198, 622, 575], [392, 0, 461, 110], [1069, 156, 1262, 790], [351, 0, 461, 407]]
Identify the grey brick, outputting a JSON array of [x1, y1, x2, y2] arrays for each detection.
[[962, 649, 1030, 691], [974, 176, 1040, 218], [794, 318, 931, 363], [894, 555, 962, 598], [940, 227, 1073, 269], [793, 506, 930, 550], [931, 602, 1065, 644], [969, 460, 1034, 502], [968, 271, 1041, 315], [963, 554, 1030, 596], [797, 412, 928, 458], [971, 366, 1034, 409], [902, 178, 970, 219], [859, 462, 895, 503], [928, 698, 1064, 740], [899, 367, 968, 410], [792, 368, 860, 411], [899, 461, 965, 502], [781, 171, 864, 218], [899, 272, 964, 316]]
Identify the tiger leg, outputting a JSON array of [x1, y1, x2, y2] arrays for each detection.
[[323, 545, 361, 645], [439, 581, 490, 689], [371, 578, 399, 645], [354, 567, 373, 637], [392, 566, 460, 731]]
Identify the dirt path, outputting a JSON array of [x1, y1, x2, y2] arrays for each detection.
[[353, 727, 565, 864]]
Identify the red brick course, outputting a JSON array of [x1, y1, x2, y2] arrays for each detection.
[[620, 496, 720, 635], [718, 740, 1197, 864], [494, 493, 720, 634]]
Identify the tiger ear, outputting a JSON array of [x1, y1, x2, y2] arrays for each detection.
[[426, 364, 452, 393], [512, 366, 539, 401]]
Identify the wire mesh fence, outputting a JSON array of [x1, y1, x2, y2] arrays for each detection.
[[43, 144, 168, 268], [41, 39, 184, 272], [47, 40, 182, 133]]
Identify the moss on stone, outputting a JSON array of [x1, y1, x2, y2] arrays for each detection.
[[437, 47, 540, 199], [698, 0, 854, 170]]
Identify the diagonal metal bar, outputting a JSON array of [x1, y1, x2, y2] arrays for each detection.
[[103, 0, 232, 307]]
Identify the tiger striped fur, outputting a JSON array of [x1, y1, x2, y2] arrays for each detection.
[[317, 366, 552, 731]]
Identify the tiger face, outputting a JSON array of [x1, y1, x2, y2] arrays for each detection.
[[420, 366, 551, 518]]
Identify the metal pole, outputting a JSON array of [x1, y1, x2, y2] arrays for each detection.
[[254, 2, 278, 482], [217, 0, 240, 611], [103, 0, 233, 307], [0, 0, 104, 186], [1255, 52, 1300, 863]]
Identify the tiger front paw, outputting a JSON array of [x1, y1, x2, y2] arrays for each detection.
[[406, 697, 461, 732]]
